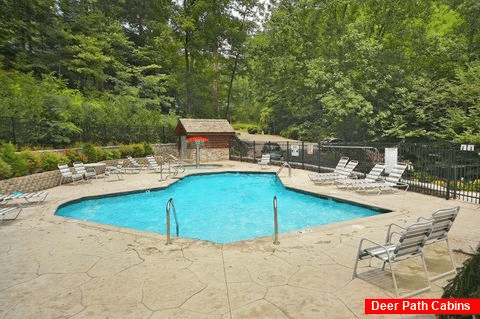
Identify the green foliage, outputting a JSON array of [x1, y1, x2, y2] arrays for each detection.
[[104, 149, 121, 160], [131, 144, 145, 158], [233, 123, 262, 134], [82, 143, 99, 163], [143, 143, 154, 156], [19, 150, 42, 174], [0, 143, 28, 176], [0, 159, 13, 179], [62, 149, 87, 165], [441, 245, 480, 319], [37, 152, 63, 172]]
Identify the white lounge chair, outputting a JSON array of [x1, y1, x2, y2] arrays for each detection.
[[58, 163, 84, 184], [417, 206, 460, 280], [355, 163, 408, 193], [0, 191, 48, 205], [352, 221, 433, 297], [105, 161, 125, 180], [146, 156, 162, 172], [308, 157, 349, 181], [125, 156, 145, 173], [0, 205, 23, 221], [73, 162, 97, 181], [311, 160, 358, 184], [258, 154, 271, 169], [168, 155, 186, 173], [335, 163, 385, 189]]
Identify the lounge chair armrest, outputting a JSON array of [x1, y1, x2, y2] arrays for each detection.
[[387, 231, 403, 243], [386, 223, 406, 242], [416, 216, 431, 222], [356, 237, 392, 259]]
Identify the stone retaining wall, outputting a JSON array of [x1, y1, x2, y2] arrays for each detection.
[[0, 143, 230, 194]]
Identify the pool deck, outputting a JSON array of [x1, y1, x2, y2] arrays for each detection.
[[1, 161, 479, 319]]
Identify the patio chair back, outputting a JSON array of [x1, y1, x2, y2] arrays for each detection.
[[73, 162, 96, 179], [58, 163, 71, 176], [391, 221, 433, 260], [333, 157, 349, 174], [426, 206, 459, 243], [338, 160, 358, 178], [385, 163, 407, 184], [364, 163, 385, 182], [146, 156, 161, 170]]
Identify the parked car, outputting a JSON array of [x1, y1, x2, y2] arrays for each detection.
[[261, 142, 284, 160], [320, 138, 344, 145]]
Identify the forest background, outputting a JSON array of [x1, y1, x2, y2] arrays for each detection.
[[0, 0, 479, 146]]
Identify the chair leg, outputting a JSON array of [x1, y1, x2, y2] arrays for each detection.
[[445, 238, 457, 276], [401, 255, 432, 298], [388, 262, 400, 297], [428, 239, 457, 281]]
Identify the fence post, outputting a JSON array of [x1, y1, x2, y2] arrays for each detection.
[[318, 143, 321, 172], [11, 117, 16, 144], [301, 141, 305, 170], [253, 141, 255, 163], [286, 141, 289, 163]]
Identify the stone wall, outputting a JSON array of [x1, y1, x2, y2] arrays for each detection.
[[0, 170, 62, 194], [183, 148, 229, 162], [0, 143, 230, 194], [0, 144, 181, 194]]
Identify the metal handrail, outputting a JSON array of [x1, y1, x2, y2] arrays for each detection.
[[276, 162, 291, 179], [166, 198, 179, 245], [273, 196, 280, 245]]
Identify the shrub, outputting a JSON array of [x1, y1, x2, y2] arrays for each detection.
[[119, 144, 135, 157], [37, 152, 63, 171], [233, 123, 262, 134], [82, 143, 99, 163], [96, 147, 107, 161], [19, 150, 42, 174], [105, 149, 121, 160], [1, 142, 28, 176], [63, 149, 87, 164], [143, 143, 154, 156], [131, 143, 145, 158], [0, 159, 13, 180], [432, 180, 447, 188], [441, 245, 480, 319]]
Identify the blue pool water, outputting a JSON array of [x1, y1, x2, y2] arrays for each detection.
[[56, 172, 386, 243]]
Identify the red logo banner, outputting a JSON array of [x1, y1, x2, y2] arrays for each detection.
[[365, 298, 480, 315]]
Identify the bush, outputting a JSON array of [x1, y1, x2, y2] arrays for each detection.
[[105, 149, 121, 160], [441, 246, 480, 319], [119, 144, 134, 157], [0, 159, 13, 180], [37, 152, 63, 171], [1, 142, 28, 176], [233, 123, 262, 134], [62, 149, 87, 164], [82, 143, 99, 163], [131, 144, 145, 158], [19, 150, 42, 174], [143, 143, 154, 156]]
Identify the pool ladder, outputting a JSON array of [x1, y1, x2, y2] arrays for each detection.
[[165, 198, 180, 245], [273, 196, 280, 245], [276, 162, 291, 180]]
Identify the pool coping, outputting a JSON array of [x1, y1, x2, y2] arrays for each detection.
[[54, 170, 393, 245]]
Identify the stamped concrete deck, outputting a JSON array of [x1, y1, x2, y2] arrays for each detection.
[[0, 161, 479, 319]]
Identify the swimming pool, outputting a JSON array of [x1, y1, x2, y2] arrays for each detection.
[[56, 172, 388, 243]]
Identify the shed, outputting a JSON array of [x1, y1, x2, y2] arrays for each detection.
[[175, 119, 235, 149], [175, 119, 236, 162]]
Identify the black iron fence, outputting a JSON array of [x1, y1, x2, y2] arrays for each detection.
[[0, 117, 177, 146], [230, 139, 480, 204]]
